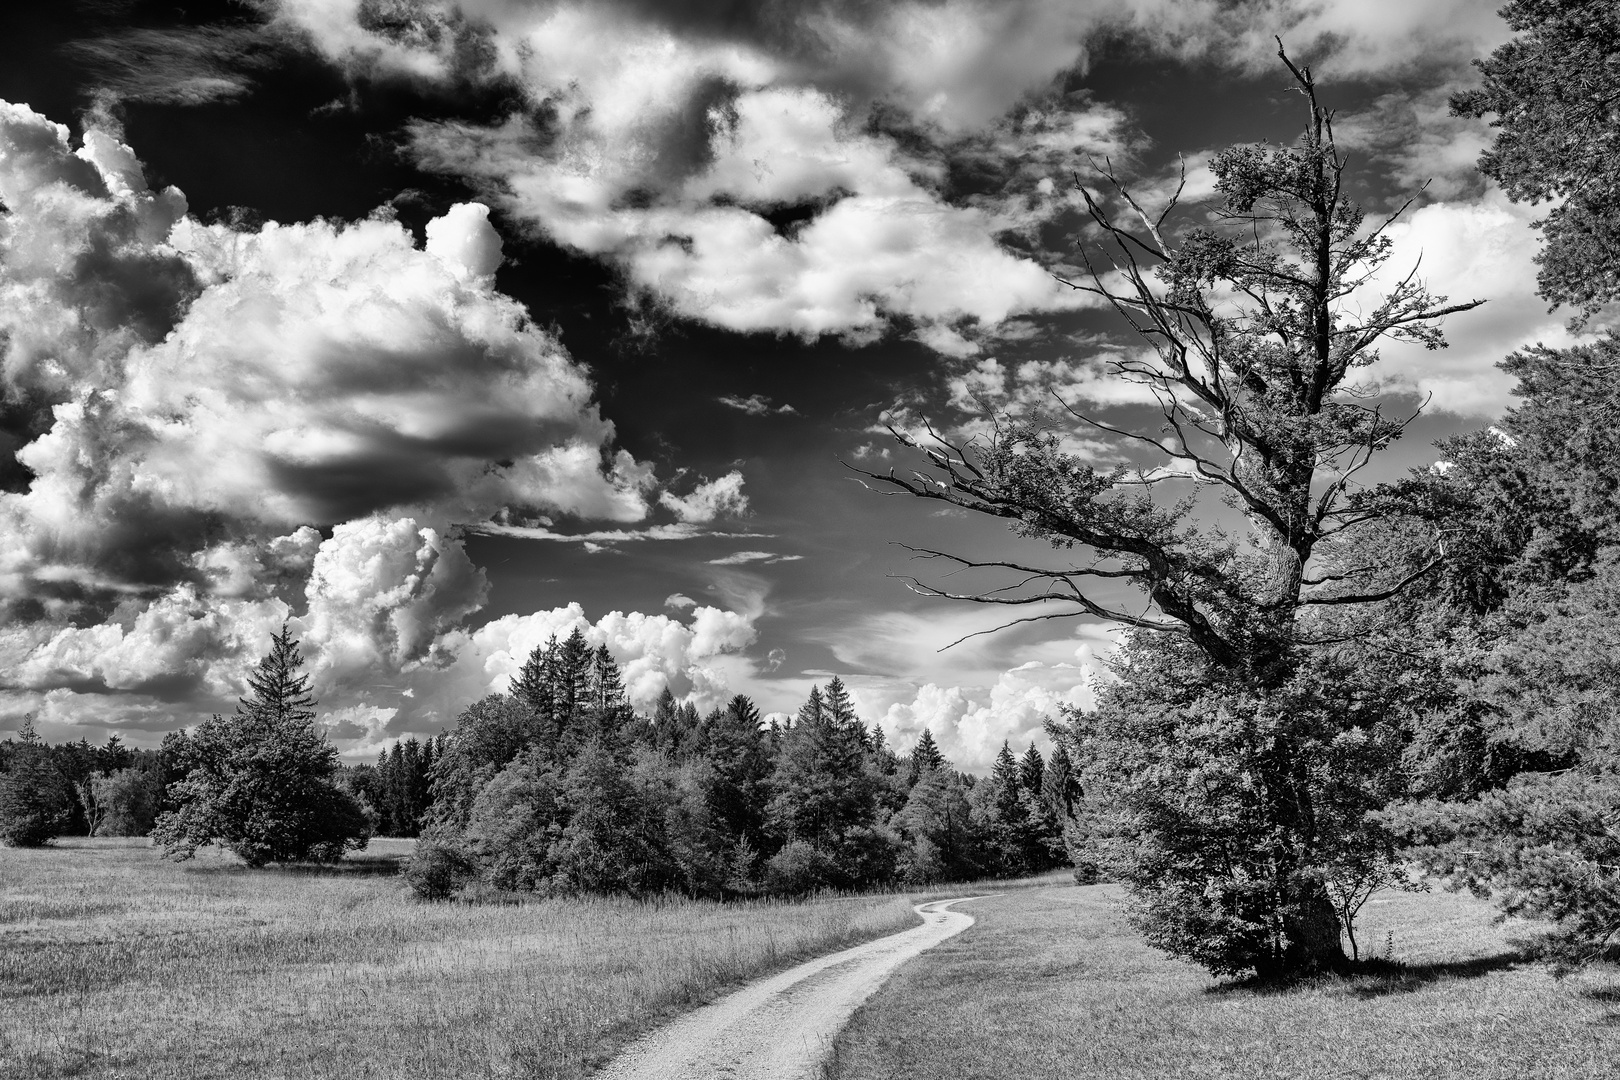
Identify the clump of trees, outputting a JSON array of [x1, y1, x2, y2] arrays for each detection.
[[153, 625, 370, 866], [407, 627, 1069, 900], [348, 735, 444, 837], [0, 721, 166, 846]]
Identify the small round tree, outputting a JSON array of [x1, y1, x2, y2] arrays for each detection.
[[153, 625, 370, 866]]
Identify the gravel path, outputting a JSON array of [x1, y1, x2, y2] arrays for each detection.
[[594, 896, 983, 1080]]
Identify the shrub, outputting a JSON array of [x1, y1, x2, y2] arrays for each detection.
[[404, 837, 478, 901], [763, 839, 837, 894]]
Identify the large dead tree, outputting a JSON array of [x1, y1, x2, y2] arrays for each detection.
[[857, 45, 1483, 680]]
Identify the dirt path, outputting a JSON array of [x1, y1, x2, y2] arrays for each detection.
[[593, 896, 983, 1080]]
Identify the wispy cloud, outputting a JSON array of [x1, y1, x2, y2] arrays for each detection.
[[66, 23, 290, 106], [467, 522, 764, 543], [707, 551, 805, 566], [718, 394, 798, 416]]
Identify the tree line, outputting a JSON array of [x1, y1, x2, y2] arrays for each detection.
[[0, 624, 1076, 898], [410, 628, 1072, 898]]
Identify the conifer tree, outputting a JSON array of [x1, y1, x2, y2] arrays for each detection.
[[651, 687, 685, 756], [698, 695, 773, 861], [152, 625, 369, 866], [510, 637, 557, 722], [588, 643, 633, 740], [1043, 742, 1079, 820], [767, 686, 894, 887], [797, 686, 827, 728], [0, 718, 71, 847], [823, 676, 859, 729], [1018, 744, 1045, 798], [907, 729, 946, 786]]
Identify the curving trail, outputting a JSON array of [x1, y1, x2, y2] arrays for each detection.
[[594, 896, 983, 1080]]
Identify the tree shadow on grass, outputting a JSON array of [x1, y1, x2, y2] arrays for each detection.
[[1206, 951, 1530, 999], [182, 853, 407, 878], [270, 854, 407, 878]]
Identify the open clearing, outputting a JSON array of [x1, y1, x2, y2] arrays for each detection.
[[826, 883, 1620, 1080], [0, 838, 917, 1080]]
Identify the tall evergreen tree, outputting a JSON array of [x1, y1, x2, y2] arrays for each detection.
[[823, 676, 860, 732], [907, 729, 946, 786], [697, 695, 773, 864], [1018, 744, 1045, 798], [152, 626, 370, 866], [510, 637, 557, 725], [0, 727, 71, 848]]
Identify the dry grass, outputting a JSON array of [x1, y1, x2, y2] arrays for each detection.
[[0, 837, 919, 1080], [826, 883, 1620, 1080]]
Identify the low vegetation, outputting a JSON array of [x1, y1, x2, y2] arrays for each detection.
[[0, 837, 918, 1080], [826, 884, 1620, 1080]]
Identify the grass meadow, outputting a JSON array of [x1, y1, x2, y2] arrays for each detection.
[[0, 837, 919, 1080], [825, 883, 1620, 1080]]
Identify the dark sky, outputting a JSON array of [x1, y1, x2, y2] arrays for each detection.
[[0, 0, 1558, 769]]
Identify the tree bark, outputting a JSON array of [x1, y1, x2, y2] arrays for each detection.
[[1283, 884, 1348, 974]]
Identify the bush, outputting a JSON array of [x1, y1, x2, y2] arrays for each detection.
[[404, 838, 478, 900], [763, 839, 838, 894]]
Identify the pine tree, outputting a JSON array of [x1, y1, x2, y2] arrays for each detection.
[[651, 687, 684, 756], [588, 643, 632, 740], [0, 732, 71, 847], [698, 695, 773, 861], [510, 637, 557, 720], [766, 687, 894, 887], [1018, 744, 1045, 798], [152, 625, 370, 866], [1043, 743, 1079, 820], [238, 625, 316, 725], [907, 729, 946, 786], [986, 742, 1033, 877], [823, 676, 857, 726], [798, 686, 827, 728]]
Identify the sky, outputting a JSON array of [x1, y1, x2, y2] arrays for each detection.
[[0, 0, 1585, 770]]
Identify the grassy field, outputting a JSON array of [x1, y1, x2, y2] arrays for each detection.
[[0, 837, 919, 1080], [825, 883, 1620, 1080]]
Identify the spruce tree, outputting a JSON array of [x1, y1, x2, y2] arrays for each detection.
[[0, 730, 71, 848], [987, 742, 1032, 876], [510, 637, 557, 721], [766, 687, 893, 887], [907, 729, 946, 786], [152, 625, 370, 866], [1018, 744, 1045, 798], [698, 695, 773, 860]]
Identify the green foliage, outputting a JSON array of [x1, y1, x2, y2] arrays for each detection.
[[1453, 0, 1620, 319], [896, 766, 980, 883], [0, 741, 73, 847], [403, 835, 479, 900], [1063, 635, 1411, 978], [89, 767, 164, 837], [905, 729, 945, 785], [351, 737, 438, 837], [152, 626, 370, 866], [426, 664, 1060, 900], [1392, 772, 1620, 964]]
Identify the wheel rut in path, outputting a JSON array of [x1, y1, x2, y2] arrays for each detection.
[[593, 896, 983, 1080]]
